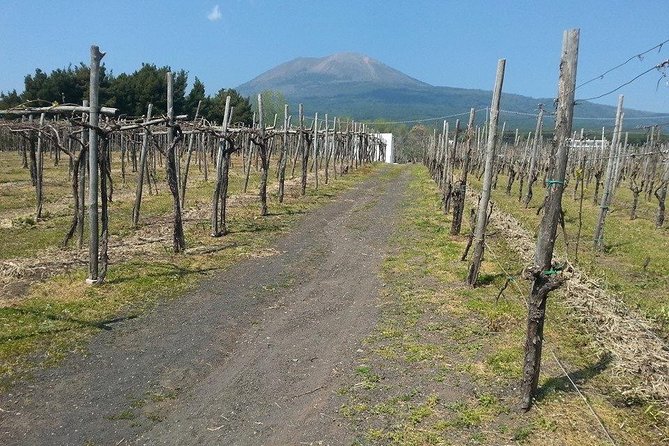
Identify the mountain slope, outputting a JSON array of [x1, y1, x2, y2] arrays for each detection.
[[238, 52, 428, 97], [237, 53, 669, 129]]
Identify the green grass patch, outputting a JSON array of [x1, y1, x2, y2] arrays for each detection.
[[340, 164, 668, 445]]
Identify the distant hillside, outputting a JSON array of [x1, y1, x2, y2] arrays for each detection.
[[238, 53, 669, 130]]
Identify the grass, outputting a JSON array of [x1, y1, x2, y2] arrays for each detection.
[[340, 164, 668, 445], [0, 149, 382, 392], [469, 170, 669, 334]]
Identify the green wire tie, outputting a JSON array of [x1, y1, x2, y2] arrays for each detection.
[[543, 263, 565, 276], [545, 179, 564, 186]]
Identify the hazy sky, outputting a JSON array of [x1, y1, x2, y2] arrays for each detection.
[[2, 0, 669, 113]]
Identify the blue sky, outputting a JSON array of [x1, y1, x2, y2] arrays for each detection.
[[1, 0, 669, 113]]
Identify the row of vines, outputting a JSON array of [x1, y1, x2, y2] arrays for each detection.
[[423, 29, 669, 417], [0, 46, 387, 286]]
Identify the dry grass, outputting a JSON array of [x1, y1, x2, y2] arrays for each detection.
[[470, 187, 669, 405]]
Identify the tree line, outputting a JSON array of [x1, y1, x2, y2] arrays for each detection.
[[0, 62, 288, 126]]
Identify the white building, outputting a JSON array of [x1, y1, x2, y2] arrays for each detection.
[[378, 133, 394, 163], [569, 138, 606, 150]]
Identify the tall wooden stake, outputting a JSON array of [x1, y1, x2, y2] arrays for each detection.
[[314, 113, 319, 190], [520, 29, 579, 411], [164, 71, 186, 252], [180, 100, 201, 208], [77, 100, 88, 249], [278, 104, 289, 202], [87, 45, 104, 284], [35, 113, 45, 220], [132, 103, 153, 227], [299, 104, 308, 195], [257, 93, 270, 216], [466, 59, 506, 287], [593, 95, 624, 250], [211, 96, 231, 236], [524, 106, 544, 207], [451, 108, 476, 235]]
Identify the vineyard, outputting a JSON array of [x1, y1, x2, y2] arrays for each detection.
[[0, 30, 669, 445]]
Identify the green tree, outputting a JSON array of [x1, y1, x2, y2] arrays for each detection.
[[21, 63, 111, 106], [206, 88, 252, 126], [106, 64, 187, 117], [172, 69, 188, 116], [0, 90, 23, 109]]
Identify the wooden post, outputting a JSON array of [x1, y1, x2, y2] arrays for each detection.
[[451, 108, 476, 235], [520, 29, 579, 411], [575, 154, 587, 260], [132, 104, 153, 227], [278, 104, 289, 203], [180, 100, 201, 208], [613, 127, 627, 190], [35, 113, 45, 220], [87, 45, 104, 284], [324, 114, 330, 184], [524, 106, 544, 207], [445, 119, 460, 213], [466, 59, 506, 286], [655, 161, 669, 227], [77, 101, 88, 248], [440, 121, 449, 190], [211, 96, 231, 236], [257, 93, 269, 216], [167, 72, 174, 147], [164, 71, 186, 252], [593, 95, 624, 251], [299, 105, 308, 195], [314, 113, 319, 190]]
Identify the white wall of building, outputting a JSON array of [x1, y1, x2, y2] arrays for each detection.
[[379, 133, 394, 163]]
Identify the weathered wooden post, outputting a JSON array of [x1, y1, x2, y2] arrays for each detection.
[[180, 100, 201, 208], [655, 158, 669, 227], [646, 126, 661, 201], [132, 104, 153, 227], [299, 105, 309, 195], [524, 106, 544, 207], [257, 93, 270, 216], [451, 108, 476, 235], [211, 96, 231, 236], [444, 119, 460, 213], [87, 45, 104, 284], [324, 114, 331, 184], [35, 113, 45, 220], [163, 72, 186, 252], [314, 113, 319, 190], [520, 29, 579, 411], [278, 104, 289, 203], [77, 101, 88, 248], [593, 94, 624, 251], [466, 58, 506, 287]]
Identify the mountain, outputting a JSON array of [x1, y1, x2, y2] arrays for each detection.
[[238, 52, 429, 97], [237, 53, 668, 130]]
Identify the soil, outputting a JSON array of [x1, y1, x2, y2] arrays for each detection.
[[0, 165, 409, 446]]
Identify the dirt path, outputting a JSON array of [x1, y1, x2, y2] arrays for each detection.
[[0, 164, 409, 446]]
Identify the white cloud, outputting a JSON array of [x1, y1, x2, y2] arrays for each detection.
[[207, 5, 222, 21]]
